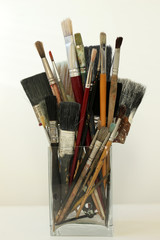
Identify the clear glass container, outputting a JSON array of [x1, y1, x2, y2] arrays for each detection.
[[48, 146, 113, 237]]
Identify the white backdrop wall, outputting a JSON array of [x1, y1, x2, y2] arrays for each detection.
[[0, 0, 160, 205]]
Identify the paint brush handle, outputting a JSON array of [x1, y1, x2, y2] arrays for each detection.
[[69, 88, 90, 184], [71, 75, 84, 104], [58, 81, 68, 102], [107, 75, 118, 127], [50, 84, 61, 104], [100, 73, 107, 126]]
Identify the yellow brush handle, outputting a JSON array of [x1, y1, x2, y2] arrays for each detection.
[[100, 73, 106, 127], [100, 73, 107, 187]]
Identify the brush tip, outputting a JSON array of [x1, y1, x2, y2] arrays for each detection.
[[91, 48, 97, 62], [35, 41, 45, 58], [100, 32, 106, 45], [115, 37, 123, 48], [49, 51, 54, 61], [74, 33, 83, 46], [118, 105, 126, 118], [61, 18, 73, 37], [45, 95, 57, 121]]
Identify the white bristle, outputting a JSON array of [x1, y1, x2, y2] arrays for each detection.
[[61, 18, 73, 37]]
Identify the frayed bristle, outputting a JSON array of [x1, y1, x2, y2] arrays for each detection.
[[115, 37, 123, 48], [118, 79, 146, 117], [49, 51, 54, 61], [97, 127, 108, 142], [21, 72, 52, 106], [45, 95, 57, 121], [35, 41, 45, 58], [91, 48, 97, 62], [59, 102, 80, 131], [100, 32, 106, 45], [74, 33, 83, 46], [61, 18, 73, 37]]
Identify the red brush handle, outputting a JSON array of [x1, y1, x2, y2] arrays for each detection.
[[69, 88, 90, 184], [71, 76, 84, 104]]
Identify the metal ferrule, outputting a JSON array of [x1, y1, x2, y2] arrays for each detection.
[[109, 118, 121, 142], [64, 35, 80, 77], [112, 48, 120, 76], [89, 129, 100, 149], [52, 61, 61, 82], [100, 44, 106, 74], [85, 61, 94, 88], [49, 121, 58, 144], [33, 104, 43, 124], [42, 58, 56, 85], [75, 45, 86, 72]]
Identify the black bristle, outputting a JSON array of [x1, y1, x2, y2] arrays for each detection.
[[21, 72, 52, 106], [45, 96, 57, 121], [59, 102, 80, 131]]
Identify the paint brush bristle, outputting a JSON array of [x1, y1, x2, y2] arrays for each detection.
[[74, 33, 83, 46], [49, 51, 54, 61], [45, 96, 57, 121], [91, 48, 97, 63], [35, 41, 45, 58], [115, 37, 123, 48], [61, 18, 73, 37], [100, 32, 106, 45]]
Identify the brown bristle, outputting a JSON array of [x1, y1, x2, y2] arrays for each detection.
[[35, 41, 45, 58], [100, 32, 106, 45], [115, 37, 123, 49], [49, 51, 54, 61], [91, 48, 97, 62], [61, 18, 73, 37], [118, 105, 126, 119]]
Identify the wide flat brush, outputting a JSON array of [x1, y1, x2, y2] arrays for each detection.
[[35, 41, 61, 104], [45, 96, 61, 214], [21, 72, 53, 140], [58, 102, 80, 201], [61, 18, 83, 104], [74, 33, 87, 88], [69, 49, 97, 184], [49, 51, 68, 102]]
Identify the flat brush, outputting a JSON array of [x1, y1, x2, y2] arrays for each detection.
[[107, 37, 123, 127], [56, 126, 108, 224], [45, 96, 61, 215], [69, 48, 97, 184], [49, 51, 68, 102], [58, 102, 80, 201], [35, 41, 61, 104], [61, 18, 83, 104], [21, 72, 52, 140], [74, 33, 87, 88]]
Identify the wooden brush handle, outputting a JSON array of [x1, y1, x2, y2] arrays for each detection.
[[107, 75, 117, 127], [71, 76, 84, 104], [69, 88, 90, 184], [58, 81, 68, 102], [50, 84, 61, 104], [100, 73, 107, 126], [76, 141, 112, 218]]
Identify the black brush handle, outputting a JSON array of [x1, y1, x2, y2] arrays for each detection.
[[51, 144, 61, 214], [59, 154, 72, 202]]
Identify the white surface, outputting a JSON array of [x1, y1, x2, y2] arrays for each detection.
[[0, 0, 160, 205], [0, 205, 160, 239]]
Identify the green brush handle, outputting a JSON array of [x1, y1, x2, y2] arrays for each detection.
[[58, 81, 68, 102], [81, 72, 87, 89]]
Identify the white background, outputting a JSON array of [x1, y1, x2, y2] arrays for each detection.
[[0, 0, 160, 206]]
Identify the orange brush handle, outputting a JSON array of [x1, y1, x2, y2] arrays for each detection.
[[100, 73, 106, 126], [100, 73, 107, 187], [50, 84, 61, 104]]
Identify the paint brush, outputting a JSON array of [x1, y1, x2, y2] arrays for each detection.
[[56, 126, 109, 224], [74, 33, 87, 88], [61, 18, 83, 104], [45, 95, 61, 214], [58, 102, 80, 201], [69, 48, 97, 184], [49, 51, 68, 102], [107, 37, 123, 127], [35, 41, 61, 104], [21, 72, 53, 139]]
